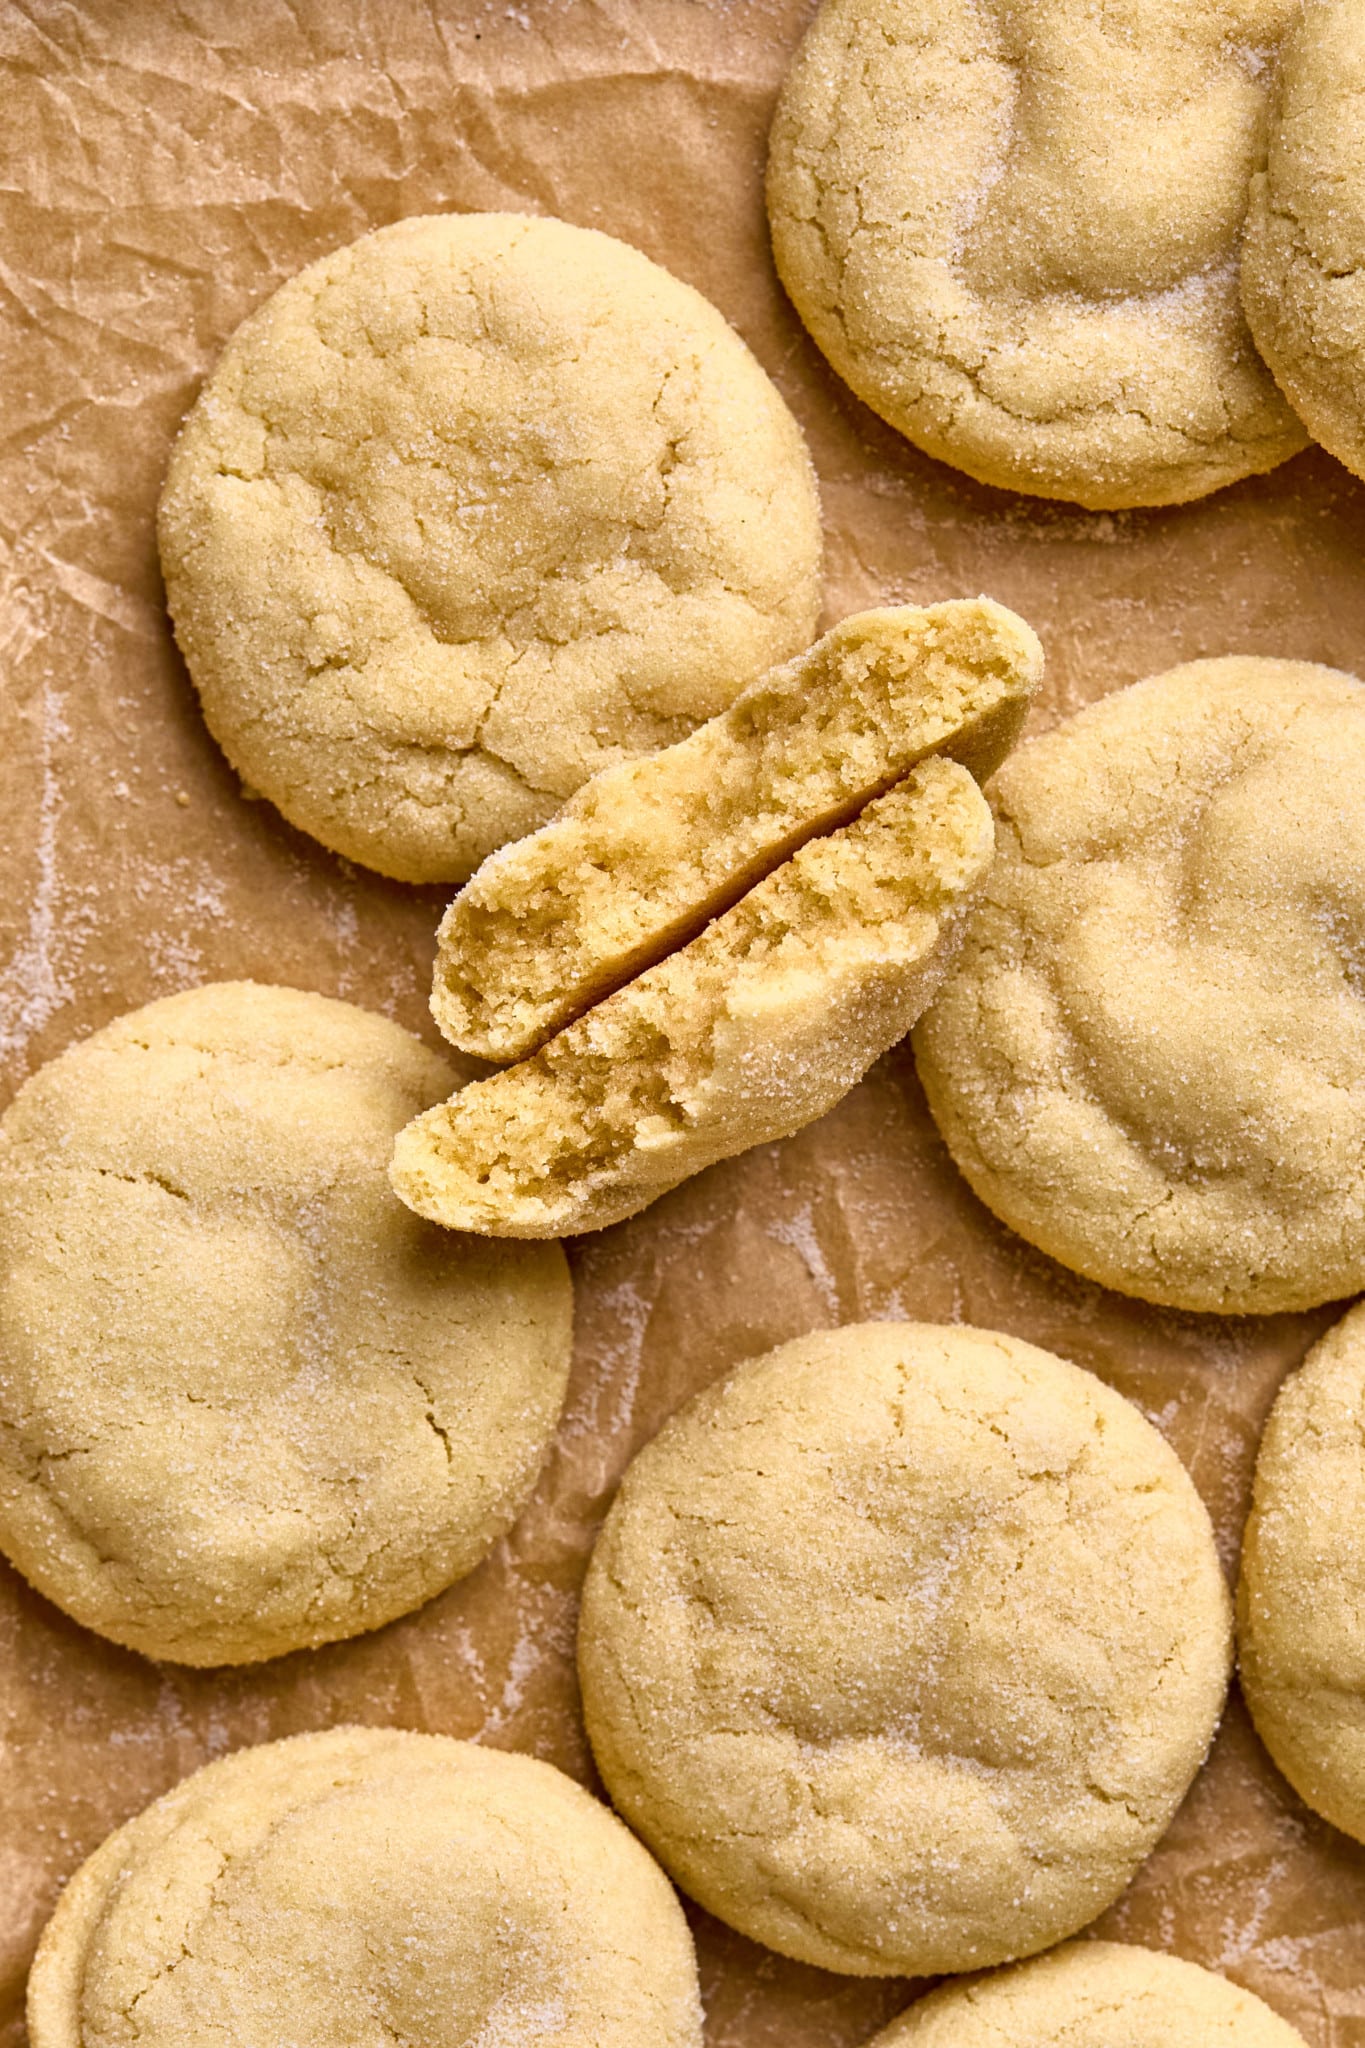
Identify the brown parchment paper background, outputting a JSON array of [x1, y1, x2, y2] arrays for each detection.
[[4, 0, 1365, 2039]]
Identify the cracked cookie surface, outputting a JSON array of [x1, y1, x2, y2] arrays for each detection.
[[0, 983, 572, 1666], [577, 1322, 1231, 1978], [433, 598, 1041, 1062], [28, 1726, 703, 2048], [158, 212, 823, 883], [868, 1939, 1306, 2044], [914, 657, 1365, 1314], [393, 761, 993, 1238], [1243, 0, 1365, 482], [767, 0, 1307, 508], [1239, 1300, 1365, 1844]]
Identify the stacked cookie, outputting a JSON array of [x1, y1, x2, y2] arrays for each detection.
[[769, 0, 1365, 507], [29, 1730, 705, 2048], [393, 599, 1040, 1234]]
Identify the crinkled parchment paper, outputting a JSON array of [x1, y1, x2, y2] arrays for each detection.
[[3, 1, 1365, 2041]]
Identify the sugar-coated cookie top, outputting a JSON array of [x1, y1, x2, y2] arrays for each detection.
[[28, 1728, 703, 2048], [768, 0, 1307, 506], [1240, 1299, 1365, 1844], [0, 982, 572, 1665], [871, 1939, 1306, 2045], [159, 212, 823, 882], [914, 656, 1365, 1313], [579, 1322, 1230, 1977]]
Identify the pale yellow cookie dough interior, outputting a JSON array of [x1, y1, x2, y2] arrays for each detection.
[[578, 1323, 1232, 1978], [394, 761, 992, 1237], [28, 1727, 703, 2048], [433, 597, 1041, 1061], [1243, 0, 1365, 483], [159, 211, 823, 883], [767, 0, 1307, 507], [914, 656, 1365, 1313], [0, 983, 573, 1666], [1239, 1299, 1365, 1844], [867, 1939, 1307, 2045]]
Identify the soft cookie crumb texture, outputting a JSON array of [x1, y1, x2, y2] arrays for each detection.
[[767, 0, 1308, 507], [158, 212, 823, 883], [577, 1324, 1232, 1978], [393, 759, 993, 1236], [432, 597, 1042, 1061]]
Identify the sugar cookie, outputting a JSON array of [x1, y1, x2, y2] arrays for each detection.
[[866, 1940, 1306, 2045], [28, 1727, 703, 2048], [768, 0, 1307, 508], [394, 762, 992, 1237], [1243, 0, 1365, 483], [434, 598, 1041, 1061], [159, 212, 823, 883], [1240, 1300, 1365, 1842], [0, 983, 572, 1665], [578, 1322, 1231, 1977], [914, 657, 1365, 1313]]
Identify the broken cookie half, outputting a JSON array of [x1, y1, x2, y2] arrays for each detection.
[[432, 598, 1042, 1062], [391, 760, 994, 1236]]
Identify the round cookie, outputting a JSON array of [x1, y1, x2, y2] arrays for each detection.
[[159, 211, 823, 884], [913, 657, 1365, 1315], [1243, 0, 1365, 483], [767, 0, 1308, 509], [28, 1726, 703, 2048], [578, 1322, 1231, 1978], [865, 1940, 1307, 2046], [1240, 1300, 1365, 1842], [0, 982, 573, 1665]]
